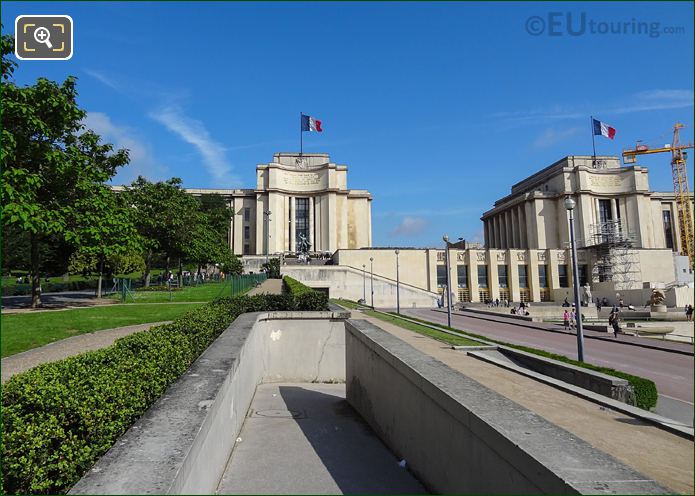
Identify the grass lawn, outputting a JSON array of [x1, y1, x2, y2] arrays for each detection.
[[330, 299, 483, 347], [1, 303, 202, 358], [128, 281, 238, 303]]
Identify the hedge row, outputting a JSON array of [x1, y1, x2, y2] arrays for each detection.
[[387, 312, 658, 411], [282, 275, 329, 311], [1, 293, 328, 494]]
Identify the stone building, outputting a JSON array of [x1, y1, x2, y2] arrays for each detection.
[[187, 153, 373, 256], [325, 155, 693, 308]]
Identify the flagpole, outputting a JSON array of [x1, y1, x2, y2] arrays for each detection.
[[590, 116, 597, 166], [300, 112, 303, 157]]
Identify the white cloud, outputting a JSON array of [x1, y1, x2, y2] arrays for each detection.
[[390, 216, 429, 237], [83, 69, 121, 92], [533, 126, 581, 149], [82, 111, 167, 183], [494, 89, 694, 126], [150, 105, 238, 186]]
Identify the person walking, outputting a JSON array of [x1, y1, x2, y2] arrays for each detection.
[[569, 309, 576, 331], [686, 304, 693, 322], [609, 309, 620, 338], [563, 309, 570, 330]]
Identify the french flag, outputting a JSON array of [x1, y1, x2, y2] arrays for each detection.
[[592, 118, 616, 140], [301, 114, 322, 132]]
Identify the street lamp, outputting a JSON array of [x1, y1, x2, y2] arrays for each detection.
[[443, 235, 452, 328], [370, 257, 374, 308], [362, 264, 366, 303], [263, 210, 272, 264], [564, 195, 585, 362], [395, 249, 400, 314]]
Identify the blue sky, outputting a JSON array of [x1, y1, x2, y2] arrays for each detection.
[[2, 1, 693, 247]]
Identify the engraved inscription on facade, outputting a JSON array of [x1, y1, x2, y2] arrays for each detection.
[[281, 172, 322, 188]]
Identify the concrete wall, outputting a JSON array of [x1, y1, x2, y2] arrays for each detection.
[[281, 265, 439, 308], [70, 310, 348, 495], [345, 319, 667, 494]]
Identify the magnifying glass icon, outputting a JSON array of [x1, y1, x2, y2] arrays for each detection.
[[33, 27, 53, 49]]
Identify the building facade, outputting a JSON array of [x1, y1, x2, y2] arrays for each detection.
[[187, 153, 373, 256], [330, 155, 693, 308]]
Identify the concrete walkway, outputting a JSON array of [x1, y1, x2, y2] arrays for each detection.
[[217, 383, 426, 494], [353, 310, 694, 495], [1, 321, 170, 383], [247, 278, 283, 296]]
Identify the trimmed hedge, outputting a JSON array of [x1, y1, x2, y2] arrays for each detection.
[[282, 275, 329, 311], [1, 293, 326, 494], [387, 312, 659, 411]]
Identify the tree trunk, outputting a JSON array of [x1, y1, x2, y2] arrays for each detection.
[[97, 260, 103, 299], [30, 233, 42, 308], [165, 255, 170, 281], [144, 250, 152, 287]]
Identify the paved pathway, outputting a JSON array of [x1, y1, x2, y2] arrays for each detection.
[[218, 383, 425, 494], [2, 291, 118, 314], [247, 278, 283, 296], [1, 321, 170, 383], [352, 310, 693, 494], [403, 308, 694, 404]]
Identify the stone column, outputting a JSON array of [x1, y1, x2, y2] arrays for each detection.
[[309, 196, 315, 252], [468, 251, 481, 302], [528, 250, 540, 302], [290, 196, 296, 252], [509, 249, 521, 303], [488, 252, 499, 302]]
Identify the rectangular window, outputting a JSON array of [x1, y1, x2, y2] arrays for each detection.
[[579, 264, 589, 287], [295, 198, 310, 248], [457, 265, 468, 288], [518, 265, 528, 288], [615, 199, 621, 219], [244, 207, 250, 222], [477, 265, 488, 288], [663, 209, 674, 250], [244, 225, 250, 240], [497, 265, 508, 288], [538, 265, 548, 288], [243, 244, 250, 255], [437, 265, 447, 288], [598, 199, 612, 223], [558, 264, 568, 288]]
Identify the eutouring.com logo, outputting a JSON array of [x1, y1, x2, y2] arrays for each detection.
[[525, 12, 685, 38]]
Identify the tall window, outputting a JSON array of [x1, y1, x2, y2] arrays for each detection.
[[497, 265, 508, 288], [663, 210, 674, 250], [244, 226, 250, 240], [295, 198, 309, 247], [579, 265, 588, 286], [598, 199, 612, 223], [538, 265, 548, 288], [558, 264, 568, 288], [437, 265, 447, 288], [518, 265, 528, 288], [244, 207, 250, 222], [457, 265, 468, 288], [477, 265, 488, 288]]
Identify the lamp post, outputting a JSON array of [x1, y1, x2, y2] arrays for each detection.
[[564, 195, 585, 362], [362, 264, 366, 303], [443, 235, 452, 328], [395, 249, 400, 314], [370, 257, 374, 308], [263, 210, 272, 264]]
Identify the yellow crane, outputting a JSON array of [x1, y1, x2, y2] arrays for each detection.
[[622, 123, 694, 266]]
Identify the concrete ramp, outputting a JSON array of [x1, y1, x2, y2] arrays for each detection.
[[217, 383, 425, 494]]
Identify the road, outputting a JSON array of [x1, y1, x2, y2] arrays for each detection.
[[402, 308, 694, 405], [1, 291, 113, 312]]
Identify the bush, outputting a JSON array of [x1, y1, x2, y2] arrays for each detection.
[[282, 276, 328, 311], [1, 292, 325, 494], [389, 313, 659, 411]]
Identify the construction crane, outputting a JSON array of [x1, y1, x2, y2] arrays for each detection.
[[622, 123, 694, 266]]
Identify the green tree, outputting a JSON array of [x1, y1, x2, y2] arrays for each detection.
[[67, 186, 143, 297], [124, 177, 199, 285], [1, 34, 130, 306]]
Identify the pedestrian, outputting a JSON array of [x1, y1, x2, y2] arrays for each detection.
[[596, 297, 602, 313], [511, 306, 517, 315], [686, 304, 693, 322], [495, 298, 500, 307], [563, 309, 570, 330], [569, 309, 576, 331], [504, 299, 509, 307], [609, 310, 620, 338]]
